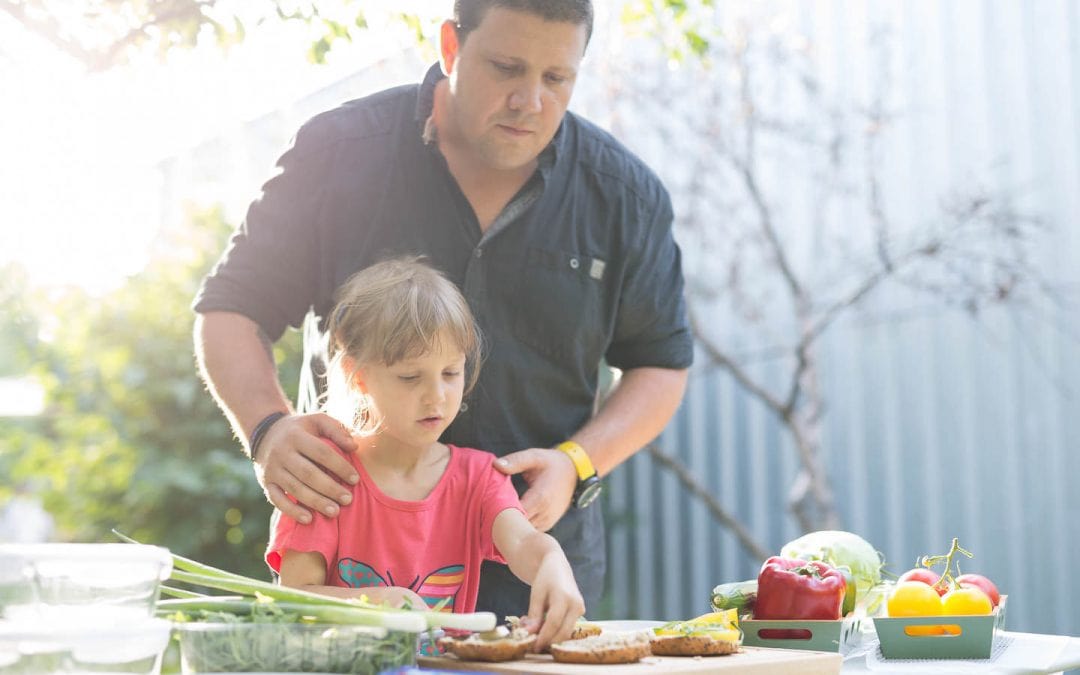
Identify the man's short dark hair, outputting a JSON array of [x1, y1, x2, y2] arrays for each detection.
[[454, 0, 593, 48]]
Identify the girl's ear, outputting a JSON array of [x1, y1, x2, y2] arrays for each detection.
[[343, 356, 369, 394], [353, 372, 369, 395]]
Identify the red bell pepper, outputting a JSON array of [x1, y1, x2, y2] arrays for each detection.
[[754, 556, 847, 621]]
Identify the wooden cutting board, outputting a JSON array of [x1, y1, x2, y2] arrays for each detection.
[[419, 646, 842, 674]]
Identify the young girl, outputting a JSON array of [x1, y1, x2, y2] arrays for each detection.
[[265, 257, 585, 650]]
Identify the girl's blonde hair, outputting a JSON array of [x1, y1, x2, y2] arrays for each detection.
[[322, 256, 482, 434]]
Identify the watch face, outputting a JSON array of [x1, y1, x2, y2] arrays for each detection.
[[575, 478, 602, 509]]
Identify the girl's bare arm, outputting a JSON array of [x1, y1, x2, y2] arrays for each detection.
[[492, 509, 585, 650], [278, 550, 425, 608]]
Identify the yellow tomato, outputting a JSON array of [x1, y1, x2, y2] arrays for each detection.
[[941, 587, 993, 615], [887, 580, 944, 636], [941, 586, 993, 635]]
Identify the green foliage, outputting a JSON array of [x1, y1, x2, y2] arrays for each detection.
[[1, 1, 416, 71], [0, 266, 38, 375], [0, 207, 302, 580], [620, 0, 717, 63]]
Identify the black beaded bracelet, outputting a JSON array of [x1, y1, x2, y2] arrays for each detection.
[[248, 411, 288, 462]]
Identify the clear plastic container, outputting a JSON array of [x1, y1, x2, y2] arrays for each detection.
[[0, 544, 172, 622], [174, 622, 419, 674], [0, 617, 172, 674]]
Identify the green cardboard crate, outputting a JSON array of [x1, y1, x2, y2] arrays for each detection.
[[873, 595, 1007, 659], [740, 615, 862, 653]]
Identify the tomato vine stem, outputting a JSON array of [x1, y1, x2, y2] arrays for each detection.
[[917, 537, 974, 594]]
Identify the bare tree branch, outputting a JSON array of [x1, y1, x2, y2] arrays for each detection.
[[0, 0, 97, 64], [732, 37, 804, 305], [689, 307, 787, 419], [94, 0, 221, 71], [645, 443, 770, 561], [1, 0, 224, 70]]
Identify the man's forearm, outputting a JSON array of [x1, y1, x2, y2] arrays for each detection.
[[571, 366, 689, 477], [194, 311, 293, 450]]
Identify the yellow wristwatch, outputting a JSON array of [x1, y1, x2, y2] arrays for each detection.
[[555, 441, 602, 509]]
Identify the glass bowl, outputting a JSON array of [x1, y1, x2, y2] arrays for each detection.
[[174, 621, 419, 674], [0, 617, 171, 674], [0, 543, 172, 622]]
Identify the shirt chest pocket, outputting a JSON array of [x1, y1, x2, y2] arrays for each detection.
[[510, 247, 608, 362]]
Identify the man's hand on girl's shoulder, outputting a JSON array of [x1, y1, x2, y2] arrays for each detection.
[[255, 413, 360, 524], [494, 448, 578, 532]]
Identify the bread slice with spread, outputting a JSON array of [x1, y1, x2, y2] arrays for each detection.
[[549, 632, 653, 664], [437, 625, 536, 662], [649, 610, 742, 656]]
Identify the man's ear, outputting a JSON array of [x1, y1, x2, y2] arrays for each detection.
[[438, 19, 460, 76]]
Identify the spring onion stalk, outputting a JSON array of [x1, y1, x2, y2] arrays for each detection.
[[421, 610, 499, 632], [115, 530, 495, 633], [172, 570, 371, 608], [160, 585, 210, 599], [169, 570, 425, 632], [159, 597, 422, 632]]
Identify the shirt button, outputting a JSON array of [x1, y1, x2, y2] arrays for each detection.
[[474, 248, 483, 259], [569, 257, 580, 269]]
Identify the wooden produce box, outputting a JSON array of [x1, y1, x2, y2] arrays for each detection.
[[419, 645, 842, 674]]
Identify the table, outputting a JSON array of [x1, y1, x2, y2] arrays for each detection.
[[841, 630, 1080, 674], [420, 622, 1080, 675]]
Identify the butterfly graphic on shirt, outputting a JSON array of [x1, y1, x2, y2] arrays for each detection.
[[337, 558, 464, 612]]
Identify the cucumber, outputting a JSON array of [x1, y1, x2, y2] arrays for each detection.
[[836, 564, 857, 616], [710, 579, 758, 614]]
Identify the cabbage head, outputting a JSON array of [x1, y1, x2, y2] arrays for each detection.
[[780, 530, 884, 603]]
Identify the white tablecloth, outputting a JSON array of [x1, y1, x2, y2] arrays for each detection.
[[842, 631, 1080, 675]]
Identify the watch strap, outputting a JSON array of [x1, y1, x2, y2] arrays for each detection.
[[555, 441, 597, 481]]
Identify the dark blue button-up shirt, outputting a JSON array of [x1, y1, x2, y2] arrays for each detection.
[[194, 64, 693, 614]]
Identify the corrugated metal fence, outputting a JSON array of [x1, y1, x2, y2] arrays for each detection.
[[593, 0, 1080, 637]]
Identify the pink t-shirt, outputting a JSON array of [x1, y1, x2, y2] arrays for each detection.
[[266, 444, 524, 614]]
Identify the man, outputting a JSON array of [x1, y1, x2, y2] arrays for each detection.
[[193, 0, 691, 619]]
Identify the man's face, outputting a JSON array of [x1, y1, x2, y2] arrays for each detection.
[[440, 7, 588, 171]]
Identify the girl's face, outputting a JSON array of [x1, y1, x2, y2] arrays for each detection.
[[357, 337, 466, 449]]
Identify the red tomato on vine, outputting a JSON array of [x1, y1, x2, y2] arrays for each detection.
[[897, 568, 944, 595], [956, 573, 1001, 608]]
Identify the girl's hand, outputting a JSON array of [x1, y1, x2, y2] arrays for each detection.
[[494, 448, 577, 532], [492, 509, 583, 650], [291, 580, 427, 611], [525, 553, 585, 651], [359, 586, 428, 610]]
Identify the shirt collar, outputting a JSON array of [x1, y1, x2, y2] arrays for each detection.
[[415, 61, 563, 170], [415, 62, 443, 126]]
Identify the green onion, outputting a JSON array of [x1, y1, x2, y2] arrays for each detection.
[[115, 529, 495, 633], [159, 597, 413, 631], [160, 585, 209, 599]]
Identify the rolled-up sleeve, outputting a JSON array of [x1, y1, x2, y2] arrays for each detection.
[[192, 122, 331, 342]]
